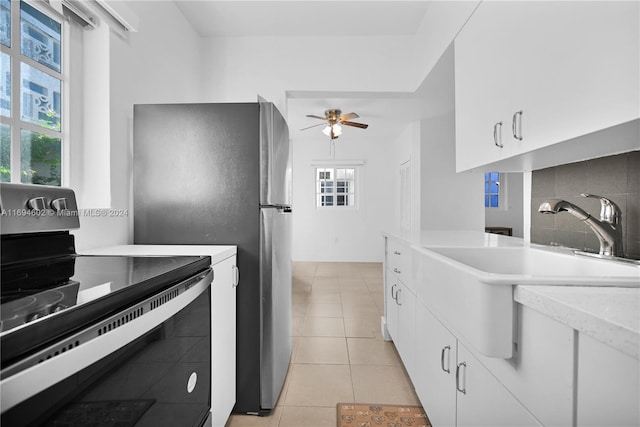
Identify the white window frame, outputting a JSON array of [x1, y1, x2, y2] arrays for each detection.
[[1, 0, 68, 186], [312, 160, 363, 210]]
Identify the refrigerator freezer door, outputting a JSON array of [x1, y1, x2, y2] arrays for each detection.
[[259, 206, 292, 409], [258, 97, 291, 207]]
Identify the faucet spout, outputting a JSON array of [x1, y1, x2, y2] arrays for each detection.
[[538, 195, 623, 258], [538, 199, 590, 220]]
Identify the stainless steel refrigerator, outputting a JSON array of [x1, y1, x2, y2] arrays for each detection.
[[132, 98, 292, 416]]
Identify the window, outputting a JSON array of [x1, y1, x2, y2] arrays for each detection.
[[484, 172, 500, 207], [1, 0, 64, 186], [316, 167, 356, 208]]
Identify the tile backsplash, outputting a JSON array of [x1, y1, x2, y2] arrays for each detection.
[[531, 151, 639, 259]]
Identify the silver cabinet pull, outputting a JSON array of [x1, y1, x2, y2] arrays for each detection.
[[456, 362, 467, 394], [512, 110, 523, 140], [391, 284, 398, 300], [440, 345, 451, 373], [393, 268, 401, 274], [493, 121, 503, 148], [232, 265, 240, 287], [395, 289, 402, 306]]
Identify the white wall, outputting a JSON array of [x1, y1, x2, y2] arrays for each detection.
[[73, 1, 204, 251], [200, 35, 419, 113], [418, 45, 484, 232], [292, 133, 395, 262]]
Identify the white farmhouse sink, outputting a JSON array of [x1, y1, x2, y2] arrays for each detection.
[[427, 246, 640, 286], [413, 246, 639, 359]]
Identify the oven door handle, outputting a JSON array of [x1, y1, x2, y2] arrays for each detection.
[[0, 268, 212, 412]]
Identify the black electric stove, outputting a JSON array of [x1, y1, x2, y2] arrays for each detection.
[[0, 183, 213, 427]]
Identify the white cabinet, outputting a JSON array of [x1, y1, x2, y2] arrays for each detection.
[[455, 1, 640, 172], [414, 303, 456, 427], [384, 267, 400, 343], [414, 303, 540, 427], [386, 238, 413, 291], [456, 342, 540, 427], [383, 237, 416, 377], [577, 333, 640, 427], [395, 280, 416, 377], [211, 255, 238, 427]]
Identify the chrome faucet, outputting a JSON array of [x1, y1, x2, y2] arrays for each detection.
[[538, 193, 623, 258]]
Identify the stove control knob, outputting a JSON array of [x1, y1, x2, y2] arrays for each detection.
[[26, 313, 42, 323], [27, 197, 46, 211], [50, 198, 68, 212], [52, 304, 66, 313]]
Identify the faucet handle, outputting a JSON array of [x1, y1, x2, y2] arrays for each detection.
[[580, 194, 620, 224]]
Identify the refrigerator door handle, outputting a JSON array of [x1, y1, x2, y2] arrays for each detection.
[[260, 204, 292, 213]]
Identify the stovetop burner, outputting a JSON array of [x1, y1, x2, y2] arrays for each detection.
[[0, 281, 79, 333]]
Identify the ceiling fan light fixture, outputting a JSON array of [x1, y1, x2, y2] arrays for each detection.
[[322, 123, 342, 138], [302, 108, 367, 140]]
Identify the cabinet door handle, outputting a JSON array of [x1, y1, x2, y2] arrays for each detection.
[[456, 362, 467, 394], [493, 121, 503, 148], [232, 265, 240, 287], [440, 345, 451, 373], [391, 284, 398, 300], [512, 110, 523, 141], [394, 250, 401, 255], [393, 268, 401, 274], [396, 289, 402, 306]]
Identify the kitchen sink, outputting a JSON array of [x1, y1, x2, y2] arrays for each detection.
[[413, 245, 639, 359], [425, 246, 640, 286]]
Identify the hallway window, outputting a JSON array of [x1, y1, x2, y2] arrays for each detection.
[[484, 172, 500, 207], [316, 167, 356, 208]]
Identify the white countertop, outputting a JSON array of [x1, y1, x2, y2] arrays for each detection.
[[515, 285, 640, 359], [383, 229, 526, 248], [81, 245, 237, 266]]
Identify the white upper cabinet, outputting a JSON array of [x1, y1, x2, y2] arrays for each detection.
[[455, 1, 640, 172]]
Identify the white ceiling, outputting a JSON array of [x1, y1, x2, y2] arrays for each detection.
[[174, 1, 436, 140], [174, 1, 432, 37]]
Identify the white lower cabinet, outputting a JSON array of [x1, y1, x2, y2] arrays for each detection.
[[395, 281, 416, 378], [384, 237, 416, 376], [414, 304, 541, 427], [211, 255, 238, 427], [385, 268, 417, 377], [414, 303, 456, 426], [385, 268, 400, 342], [577, 333, 640, 427], [456, 343, 540, 427]]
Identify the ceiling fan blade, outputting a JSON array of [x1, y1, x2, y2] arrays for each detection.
[[300, 122, 327, 131], [306, 114, 327, 120], [339, 112, 359, 121], [341, 120, 368, 129]]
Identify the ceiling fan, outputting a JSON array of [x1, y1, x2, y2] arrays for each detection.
[[301, 109, 369, 140]]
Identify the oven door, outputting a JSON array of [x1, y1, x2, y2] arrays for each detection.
[[1, 269, 213, 427]]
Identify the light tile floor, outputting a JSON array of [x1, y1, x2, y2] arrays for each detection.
[[225, 262, 420, 427]]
